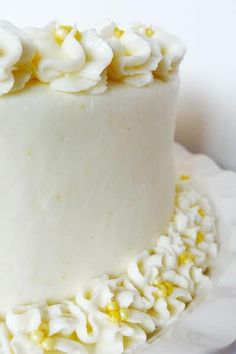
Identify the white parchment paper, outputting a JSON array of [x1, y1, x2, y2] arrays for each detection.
[[135, 144, 236, 354]]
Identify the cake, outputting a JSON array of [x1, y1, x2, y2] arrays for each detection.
[[0, 20, 217, 354]]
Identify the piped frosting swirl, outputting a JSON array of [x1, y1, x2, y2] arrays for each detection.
[[0, 20, 35, 95], [0, 20, 186, 96], [27, 22, 113, 94], [0, 177, 217, 354]]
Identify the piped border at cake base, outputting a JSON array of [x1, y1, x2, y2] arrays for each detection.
[[0, 177, 217, 354]]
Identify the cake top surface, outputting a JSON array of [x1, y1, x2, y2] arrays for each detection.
[[0, 19, 186, 96]]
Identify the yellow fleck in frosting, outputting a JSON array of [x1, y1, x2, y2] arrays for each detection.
[[106, 300, 119, 312], [113, 26, 124, 38], [178, 252, 195, 266], [53, 24, 73, 44], [180, 174, 190, 180], [108, 310, 121, 323], [41, 337, 56, 351], [198, 208, 206, 217], [30, 330, 45, 344], [196, 231, 205, 244], [145, 27, 155, 38]]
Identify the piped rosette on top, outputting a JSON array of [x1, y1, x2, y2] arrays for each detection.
[[0, 20, 35, 95], [0, 19, 186, 96]]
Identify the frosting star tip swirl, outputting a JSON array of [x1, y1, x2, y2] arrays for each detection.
[[0, 177, 217, 354], [0, 19, 186, 96]]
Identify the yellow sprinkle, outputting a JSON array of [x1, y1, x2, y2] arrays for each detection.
[[26, 149, 32, 156], [167, 302, 175, 314], [55, 193, 61, 202], [108, 310, 121, 323], [196, 231, 205, 244], [175, 183, 181, 193], [152, 277, 160, 287], [152, 280, 174, 297], [86, 322, 93, 334], [149, 249, 156, 256], [163, 281, 174, 296], [70, 332, 78, 341], [74, 30, 81, 41], [106, 300, 119, 312], [114, 26, 124, 38], [30, 330, 45, 344], [84, 290, 92, 300], [178, 252, 195, 266], [158, 284, 168, 297], [53, 24, 73, 44], [152, 290, 159, 299], [180, 175, 190, 180], [119, 308, 129, 321], [117, 279, 124, 287], [39, 322, 49, 334], [41, 337, 56, 351], [145, 27, 155, 38], [198, 208, 205, 217]]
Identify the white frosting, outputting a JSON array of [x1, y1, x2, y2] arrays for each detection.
[[0, 20, 185, 95], [97, 20, 162, 87], [0, 178, 217, 354], [0, 79, 178, 312], [0, 20, 35, 95], [134, 24, 186, 78], [26, 22, 113, 93]]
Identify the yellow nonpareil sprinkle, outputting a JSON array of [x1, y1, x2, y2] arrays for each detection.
[[53, 24, 73, 44], [163, 281, 174, 296], [145, 27, 155, 38], [149, 249, 156, 255], [39, 322, 49, 334], [84, 290, 92, 300], [41, 337, 56, 351], [86, 322, 93, 334], [114, 26, 124, 38], [106, 300, 129, 322], [180, 175, 190, 180], [153, 290, 159, 299], [119, 308, 129, 321], [153, 280, 174, 297], [108, 310, 121, 323], [55, 193, 61, 202], [30, 330, 45, 344], [196, 231, 205, 244], [175, 183, 181, 193], [178, 252, 195, 266], [106, 300, 119, 312], [198, 208, 206, 217], [26, 149, 32, 156], [70, 332, 78, 341], [74, 30, 81, 41], [158, 284, 168, 297], [152, 277, 160, 287], [167, 302, 175, 314]]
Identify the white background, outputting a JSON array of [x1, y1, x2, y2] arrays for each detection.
[[1, 0, 236, 171]]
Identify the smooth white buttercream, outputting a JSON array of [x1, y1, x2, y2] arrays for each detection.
[[0, 79, 178, 312], [0, 178, 217, 354]]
